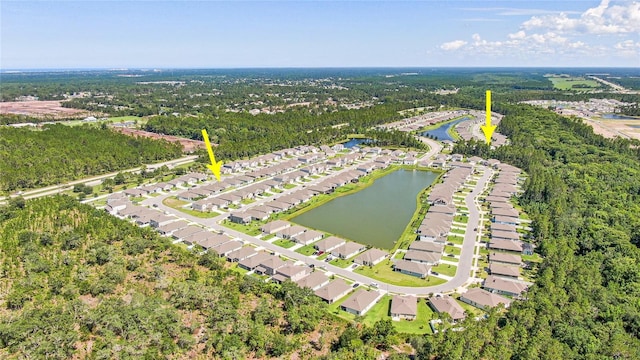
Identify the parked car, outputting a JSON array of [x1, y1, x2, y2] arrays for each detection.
[[370, 282, 378, 288], [352, 283, 360, 288], [351, 263, 358, 269]]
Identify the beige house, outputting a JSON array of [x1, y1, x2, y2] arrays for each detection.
[[390, 295, 418, 321]]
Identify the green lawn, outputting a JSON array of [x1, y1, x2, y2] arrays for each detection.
[[330, 257, 354, 268], [394, 251, 405, 260], [179, 208, 221, 219], [522, 253, 543, 263], [454, 215, 468, 223], [447, 235, 464, 245], [283, 183, 297, 189], [317, 253, 329, 260], [431, 263, 458, 277], [354, 260, 446, 287], [241, 198, 256, 205], [296, 245, 317, 256], [221, 220, 262, 236], [450, 228, 466, 235], [394, 299, 436, 334], [444, 246, 461, 256], [262, 234, 276, 241], [273, 238, 296, 249]]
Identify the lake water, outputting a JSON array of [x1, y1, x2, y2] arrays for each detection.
[[342, 138, 373, 148], [420, 117, 469, 141], [292, 169, 438, 249], [602, 114, 639, 120]]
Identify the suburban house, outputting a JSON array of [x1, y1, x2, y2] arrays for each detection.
[[226, 247, 258, 262], [211, 240, 243, 257], [238, 252, 272, 272], [488, 252, 522, 266], [150, 214, 175, 229], [276, 225, 307, 240], [483, 276, 528, 297], [354, 248, 389, 266], [254, 255, 288, 276], [272, 265, 310, 283], [314, 279, 352, 303], [314, 236, 346, 253], [489, 239, 524, 253], [491, 229, 521, 241], [331, 242, 366, 259], [156, 220, 189, 236], [261, 220, 291, 235], [295, 271, 330, 291], [292, 229, 324, 245], [390, 295, 418, 321], [393, 260, 431, 278], [340, 289, 382, 316], [428, 295, 466, 322], [404, 250, 441, 265], [229, 212, 252, 224], [489, 263, 521, 279], [172, 225, 205, 241], [409, 241, 445, 254], [460, 288, 511, 310]]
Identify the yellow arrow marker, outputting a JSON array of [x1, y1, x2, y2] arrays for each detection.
[[480, 90, 496, 146], [201, 129, 222, 181]]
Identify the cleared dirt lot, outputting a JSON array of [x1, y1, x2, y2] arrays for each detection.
[[113, 127, 206, 153], [583, 118, 640, 141], [0, 100, 87, 119]]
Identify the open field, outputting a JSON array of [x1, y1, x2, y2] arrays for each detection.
[[582, 118, 640, 140], [548, 77, 600, 90], [0, 100, 88, 119]]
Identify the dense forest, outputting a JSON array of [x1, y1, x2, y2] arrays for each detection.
[[422, 105, 640, 359], [0, 125, 182, 192], [145, 106, 426, 160], [0, 196, 408, 359]]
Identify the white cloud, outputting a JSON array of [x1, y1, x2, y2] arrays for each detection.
[[522, 0, 640, 35], [438, 0, 638, 65], [440, 40, 467, 51], [614, 40, 640, 57]]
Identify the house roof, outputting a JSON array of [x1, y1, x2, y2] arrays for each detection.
[[462, 288, 511, 308], [489, 263, 521, 277], [227, 246, 257, 260], [173, 225, 205, 239], [341, 289, 381, 312], [490, 223, 517, 232], [211, 240, 242, 255], [393, 259, 430, 275], [293, 229, 324, 243], [278, 225, 307, 237], [489, 252, 522, 265], [409, 241, 444, 253], [157, 220, 189, 233], [355, 248, 389, 264], [276, 264, 309, 278], [492, 229, 520, 240], [428, 295, 466, 320], [390, 295, 417, 316], [295, 271, 329, 289], [238, 252, 272, 269], [404, 250, 441, 263], [315, 236, 346, 251], [489, 239, 523, 252], [332, 242, 366, 257], [259, 255, 288, 271], [314, 278, 351, 301], [483, 275, 528, 295]]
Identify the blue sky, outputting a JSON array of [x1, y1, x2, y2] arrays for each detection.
[[1, 1, 638, 69]]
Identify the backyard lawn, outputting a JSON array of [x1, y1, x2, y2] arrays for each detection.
[[354, 260, 446, 287]]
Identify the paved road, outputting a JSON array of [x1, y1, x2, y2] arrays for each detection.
[[415, 136, 442, 160], [142, 163, 494, 296], [3, 155, 198, 202]]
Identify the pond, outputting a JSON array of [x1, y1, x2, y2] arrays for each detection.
[[342, 138, 373, 148], [420, 117, 469, 141], [292, 169, 439, 249], [601, 114, 639, 120]]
